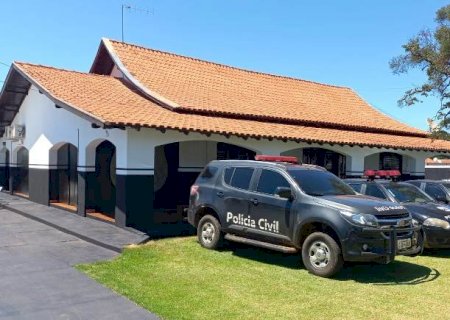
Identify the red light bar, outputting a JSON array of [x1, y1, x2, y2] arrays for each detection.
[[364, 169, 402, 178], [377, 170, 388, 178], [385, 170, 401, 177], [364, 169, 377, 177], [255, 155, 299, 164]]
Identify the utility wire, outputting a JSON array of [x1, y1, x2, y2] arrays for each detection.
[[0, 61, 9, 67]]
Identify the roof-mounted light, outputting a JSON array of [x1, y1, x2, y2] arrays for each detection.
[[255, 155, 299, 164], [363, 169, 402, 180]]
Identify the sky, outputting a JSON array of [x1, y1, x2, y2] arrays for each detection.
[[0, 0, 448, 130]]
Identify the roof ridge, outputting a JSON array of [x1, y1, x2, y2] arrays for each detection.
[[14, 61, 115, 79], [107, 38, 351, 90]]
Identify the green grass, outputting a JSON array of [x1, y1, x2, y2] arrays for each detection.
[[77, 237, 450, 320]]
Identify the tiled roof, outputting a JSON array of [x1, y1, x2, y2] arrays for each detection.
[[101, 39, 426, 137], [13, 62, 450, 152]]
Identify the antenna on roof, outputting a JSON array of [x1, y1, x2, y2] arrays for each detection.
[[121, 4, 154, 42]]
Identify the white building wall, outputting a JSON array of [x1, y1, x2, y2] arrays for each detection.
[[1, 85, 127, 169]]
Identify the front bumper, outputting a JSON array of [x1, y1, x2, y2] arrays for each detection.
[[342, 225, 423, 263], [423, 226, 450, 248]]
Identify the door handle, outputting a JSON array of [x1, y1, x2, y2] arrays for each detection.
[[251, 198, 259, 206], [216, 191, 224, 198]]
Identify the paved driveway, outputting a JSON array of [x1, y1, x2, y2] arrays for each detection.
[[0, 208, 157, 320]]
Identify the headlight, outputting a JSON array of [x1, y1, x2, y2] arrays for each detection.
[[412, 219, 420, 227], [340, 210, 379, 227], [423, 218, 450, 229]]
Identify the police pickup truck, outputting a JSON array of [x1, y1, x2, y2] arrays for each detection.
[[346, 175, 450, 249], [187, 156, 422, 277]]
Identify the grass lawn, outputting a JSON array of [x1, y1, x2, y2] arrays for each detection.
[[77, 237, 450, 320]]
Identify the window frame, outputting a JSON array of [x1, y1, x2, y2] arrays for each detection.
[[253, 167, 294, 198], [364, 183, 388, 200], [222, 165, 256, 192]]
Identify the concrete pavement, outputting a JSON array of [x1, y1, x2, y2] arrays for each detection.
[[0, 207, 158, 319]]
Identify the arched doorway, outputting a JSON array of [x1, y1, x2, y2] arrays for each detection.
[[91, 140, 116, 219], [49, 143, 78, 209], [153, 141, 256, 221], [302, 148, 347, 177], [13, 146, 29, 196], [0, 148, 9, 191]]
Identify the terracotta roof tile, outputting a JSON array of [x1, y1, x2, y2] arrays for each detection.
[[13, 62, 450, 153], [105, 39, 426, 136]]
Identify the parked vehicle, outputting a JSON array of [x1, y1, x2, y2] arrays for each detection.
[[405, 180, 450, 204], [346, 175, 450, 249], [188, 156, 422, 278]]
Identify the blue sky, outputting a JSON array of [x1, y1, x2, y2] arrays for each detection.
[[1, 0, 448, 130]]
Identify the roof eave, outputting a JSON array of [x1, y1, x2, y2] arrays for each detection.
[[12, 63, 105, 128]]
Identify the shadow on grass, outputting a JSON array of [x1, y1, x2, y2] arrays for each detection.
[[335, 261, 440, 285], [144, 221, 196, 240], [224, 242, 440, 285]]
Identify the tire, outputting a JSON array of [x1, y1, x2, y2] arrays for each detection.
[[301, 232, 344, 278], [197, 215, 224, 250]]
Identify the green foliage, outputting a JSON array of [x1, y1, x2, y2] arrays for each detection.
[[78, 237, 450, 320], [390, 5, 450, 136]]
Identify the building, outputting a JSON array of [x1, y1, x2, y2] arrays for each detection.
[[1, 38, 450, 232], [425, 158, 450, 180]]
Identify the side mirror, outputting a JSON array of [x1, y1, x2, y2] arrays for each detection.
[[275, 186, 293, 200]]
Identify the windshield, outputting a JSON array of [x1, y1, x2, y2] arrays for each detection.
[[287, 169, 355, 196], [384, 183, 434, 204], [441, 183, 450, 192]]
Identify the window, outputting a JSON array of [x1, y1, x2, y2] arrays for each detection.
[[365, 184, 386, 199], [425, 184, 446, 201], [287, 169, 355, 196], [199, 165, 218, 179], [224, 167, 254, 190], [257, 170, 291, 195], [348, 183, 362, 193], [384, 184, 433, 203], [224, 167, 234, 184]]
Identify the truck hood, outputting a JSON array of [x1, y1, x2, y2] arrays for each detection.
[[318, 194, 409, 216], [403, 202, 450, 222]]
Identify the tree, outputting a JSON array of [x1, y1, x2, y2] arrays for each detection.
[[390, 4, 450, 138]]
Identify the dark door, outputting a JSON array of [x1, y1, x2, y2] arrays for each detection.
[[248, 169, 293, 243], [95, 141, 116, 217], [219, 166, 255, 234], [56, 144, 78, 206], [16, 148, 28, 195], [0, 150, 9, 191]]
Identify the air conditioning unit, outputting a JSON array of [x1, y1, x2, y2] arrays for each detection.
[[4, 125, 25, 141]]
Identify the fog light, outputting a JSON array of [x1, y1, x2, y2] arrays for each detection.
[[362, 244, 369, 251]]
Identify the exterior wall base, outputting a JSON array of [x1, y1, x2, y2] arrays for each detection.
[[29, 168, 49, 205], [116, 174, 154, 232]]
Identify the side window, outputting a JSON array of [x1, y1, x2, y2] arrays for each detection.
[[365, 184, 386, 199], [199, 165, 218, 179], [226, 167, 254, 190], [224, 167, 234, 184], [425, 184, 446, 200], [348, 183, 362, 193], [256, 169, 291, 196]]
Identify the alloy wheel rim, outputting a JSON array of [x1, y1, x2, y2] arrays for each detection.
[[201, 222, 215, 244], [309, 241, 331, 269]]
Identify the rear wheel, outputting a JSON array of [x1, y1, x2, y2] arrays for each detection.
[[301, 232, 343, 278], [197, 215, 224, 249]]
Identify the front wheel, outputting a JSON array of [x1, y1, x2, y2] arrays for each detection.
[[197, 215, 224, 249], [301, 232, 343, 278]]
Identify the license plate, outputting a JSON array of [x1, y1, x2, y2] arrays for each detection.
[[397, 238, 412, 250]]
